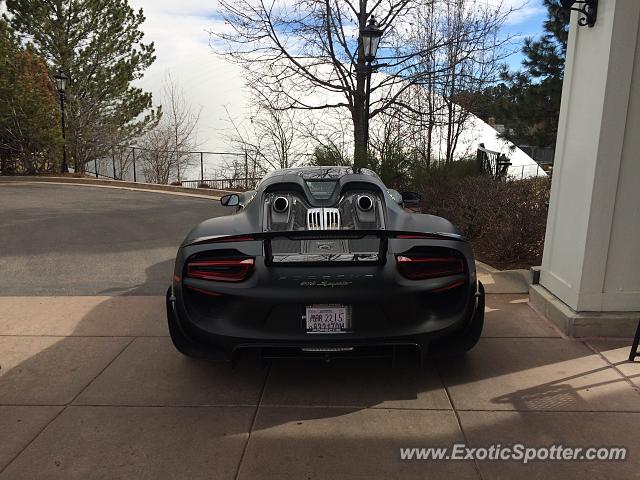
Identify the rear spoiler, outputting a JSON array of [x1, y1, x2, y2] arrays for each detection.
[[185, 230, 465, 248]]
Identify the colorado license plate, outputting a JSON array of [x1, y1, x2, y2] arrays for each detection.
[[305, 305, 352, 334]]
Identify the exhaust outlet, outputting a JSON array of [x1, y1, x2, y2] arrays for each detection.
[[357, 194, 374, 212], [273, 196, 289, 213]]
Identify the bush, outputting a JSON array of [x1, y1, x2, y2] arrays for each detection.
[[197, 183, 211, 189], [169, 181, 182, 186], [420, 175, 551, 269], [415, 158, 480, 185]]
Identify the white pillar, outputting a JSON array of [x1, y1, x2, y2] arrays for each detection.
[[531, 0, 640, 336]]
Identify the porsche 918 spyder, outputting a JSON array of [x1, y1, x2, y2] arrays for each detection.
[[167, 166, 484, 364]]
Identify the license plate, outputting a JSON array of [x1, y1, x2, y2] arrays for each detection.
[[305, 304, 352, 334]]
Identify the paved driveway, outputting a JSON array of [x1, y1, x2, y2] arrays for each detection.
[[0, 183, 639, 479], [0, 183, 226, 295]]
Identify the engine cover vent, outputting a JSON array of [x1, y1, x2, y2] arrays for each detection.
[[307, 208, 341, 230]]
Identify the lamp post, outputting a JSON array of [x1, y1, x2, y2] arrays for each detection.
[[54, 68, 69, 173], [559, 0, 598, 27], [360, 16, 383, 161]]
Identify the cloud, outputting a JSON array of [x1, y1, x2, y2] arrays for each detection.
[[130, 0, 248, 160], [485, 0, 547, 26]]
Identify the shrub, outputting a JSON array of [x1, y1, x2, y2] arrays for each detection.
[[197, 183, 211, 189], [420, 175, 551, 269]]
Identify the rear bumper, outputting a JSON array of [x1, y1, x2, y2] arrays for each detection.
[[167, 232, 483, 362], [166, 280, 484, 361]]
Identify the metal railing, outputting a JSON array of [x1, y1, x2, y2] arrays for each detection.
[[181, 177, 262, 190], [83, 144, 251, 188], [477, 143, 511, 179], [477, 144, 551, 180], [509, 163, 549, 180]]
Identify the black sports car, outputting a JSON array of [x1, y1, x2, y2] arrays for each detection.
[[167, 166, 484, 364]]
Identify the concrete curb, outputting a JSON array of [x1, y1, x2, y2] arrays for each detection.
[[475, 260, 500, 274], [0, 175, 236, 199], [529, 284, 639, 338]]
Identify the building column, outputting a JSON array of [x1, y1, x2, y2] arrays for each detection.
[[530, 0, 640, 336]]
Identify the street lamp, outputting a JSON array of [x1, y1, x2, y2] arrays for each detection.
[[361, 16, 383, 63], [54, 68, 69, 173], [360, 16, 383, 161], [559, 0, 598, 27]]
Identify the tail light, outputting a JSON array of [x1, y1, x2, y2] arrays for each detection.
[[186, 258, 254, 282], [188, 235, 255, 246], [396, 255, 464, 280]]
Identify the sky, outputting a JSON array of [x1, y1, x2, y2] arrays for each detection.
[[129, 0, 549, 167]]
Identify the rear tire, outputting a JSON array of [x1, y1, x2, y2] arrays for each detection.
[[430, 282, 484, 357], [166, 287, 226, 360]]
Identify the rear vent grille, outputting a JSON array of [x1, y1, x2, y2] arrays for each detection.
[[325, 208, 340, 229], [307, 208, 323, 230], [306, 208, 341, 230]]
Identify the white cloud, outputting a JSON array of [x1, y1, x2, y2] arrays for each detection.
[[479, 0, 545, 25], [130, 0, 248, 164]]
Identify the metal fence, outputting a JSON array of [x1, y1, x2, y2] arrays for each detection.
[[181, 177, 262, 190], [477, 143, 511, 179], [509, 163, 551, 180], [477, 144, 550, 180], [519, 145, 555, 165], [84, 145, 249, 187]]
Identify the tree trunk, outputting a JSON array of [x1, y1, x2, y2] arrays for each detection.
[[352, 4, 369, 169], [352, 101, 367, 168]]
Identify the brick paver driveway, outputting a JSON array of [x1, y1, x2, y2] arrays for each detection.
[[1, 183, 639, 479]]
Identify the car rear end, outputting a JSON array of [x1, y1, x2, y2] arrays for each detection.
[[167, 173, 483, 363], [169, 233, 481, 362]]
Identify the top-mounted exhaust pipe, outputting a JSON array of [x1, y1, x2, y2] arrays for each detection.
[[357, 194, 374, 212], [273, 196, 289, 213]]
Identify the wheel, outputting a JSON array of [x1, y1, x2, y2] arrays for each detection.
[[166, 287, 226, 360], [430, 281, 485, 357]]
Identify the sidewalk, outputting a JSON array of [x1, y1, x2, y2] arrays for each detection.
[[0, 289, 639, 479]]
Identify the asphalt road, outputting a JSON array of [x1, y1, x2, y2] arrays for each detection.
[[0, 183, 228, 295]]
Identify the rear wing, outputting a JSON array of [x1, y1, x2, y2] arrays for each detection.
[[185, 230, 465, 266]]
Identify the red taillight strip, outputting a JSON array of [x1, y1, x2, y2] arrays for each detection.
[[185, 285, 224, 296], [187, 258, 255, 282], [431, 280, 466, 293], [396, 255, 465, 279], [187, 235, 255, 246]]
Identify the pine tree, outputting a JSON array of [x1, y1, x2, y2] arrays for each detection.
[[494, 0, 570, 148], [4, 0, 159, 171], [0, 19, 62, 173]]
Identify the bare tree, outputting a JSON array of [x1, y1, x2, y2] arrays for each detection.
[[222, 108, 262, 182], [439, 0, 507, 163], [369, 111, 415, 188], [223, 87, 307, 176], [139, 128, 173, 184], [162, 73, 202, 181], [138, 73, 202, 183], [213, 0, 511, 167], [301, 109, 353, 165], [367, 0, 512, 168]]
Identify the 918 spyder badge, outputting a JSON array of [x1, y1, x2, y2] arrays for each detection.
[[299, 280, 352, 287]]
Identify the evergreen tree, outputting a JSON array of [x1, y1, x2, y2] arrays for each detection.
[[486, 0, 570, 148], [4, 0, 159, 171], [0, 19, 62, 173], [310, 145, 350, 167]]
